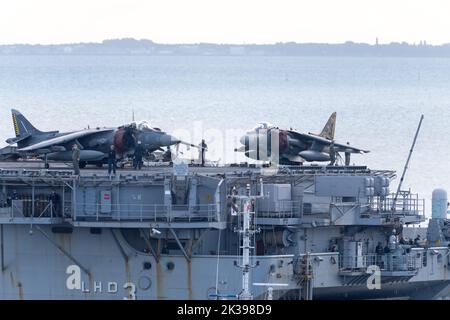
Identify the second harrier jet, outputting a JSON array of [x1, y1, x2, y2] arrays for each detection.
[[236, 112, 369, 165]]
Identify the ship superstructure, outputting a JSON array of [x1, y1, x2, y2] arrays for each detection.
[[0, 163, 449, 300]]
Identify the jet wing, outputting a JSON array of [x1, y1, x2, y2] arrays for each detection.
[[332, 141, 370, 154], [287, 131, 370, 154], [18, 128, 113, 152]]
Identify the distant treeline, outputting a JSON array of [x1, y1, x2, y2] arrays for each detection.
[[2, 38, 450, 57]]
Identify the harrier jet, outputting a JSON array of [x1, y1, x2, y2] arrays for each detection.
[[235, 112, 369, 165], [3, 109, 187, 168]]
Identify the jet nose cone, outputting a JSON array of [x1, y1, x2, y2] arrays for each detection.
[[171, 136, 182, 145], [159, 134, 181, 146]]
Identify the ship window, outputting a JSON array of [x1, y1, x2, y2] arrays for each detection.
[[167, 262, 175, 271], [143, 262, 152, 270]]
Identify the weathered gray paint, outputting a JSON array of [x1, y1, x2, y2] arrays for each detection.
[[0, 163, 448, 300]]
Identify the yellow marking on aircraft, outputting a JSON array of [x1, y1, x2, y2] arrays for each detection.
[[12, 114, 20, 136]]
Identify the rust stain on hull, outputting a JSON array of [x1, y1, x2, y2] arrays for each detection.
[[9, 272, 23, 300], [18, 282, 23, 300], [9, 271, 14, 287], [187, 260, 193, 300], [156, 260, 166, 299], [125, 259, 131, 284]]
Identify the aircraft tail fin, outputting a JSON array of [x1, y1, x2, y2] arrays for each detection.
[[319, 112, 336, 140], [11, 109, 43, 138]]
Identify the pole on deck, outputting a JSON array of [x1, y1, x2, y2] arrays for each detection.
[[391, 115, 424, 212]]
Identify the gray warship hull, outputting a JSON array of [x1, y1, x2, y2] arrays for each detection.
[[1, 162, 449, 300]]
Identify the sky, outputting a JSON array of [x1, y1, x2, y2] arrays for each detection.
[[0, 0, 450, 45]]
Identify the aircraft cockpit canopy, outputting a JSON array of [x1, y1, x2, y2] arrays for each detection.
[[129, 121, 162, 132]]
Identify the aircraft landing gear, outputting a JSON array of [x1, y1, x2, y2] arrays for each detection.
[[96, 162, 103, 168], [79, 161, 87, 169]]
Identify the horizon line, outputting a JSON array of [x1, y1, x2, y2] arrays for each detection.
[[1, 38, 448, 47]]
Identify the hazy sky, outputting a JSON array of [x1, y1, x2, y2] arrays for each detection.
[[1, 0, 449, 45]]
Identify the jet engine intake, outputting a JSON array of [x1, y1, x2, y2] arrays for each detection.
[[240, 129, 289, 162], [114, 127, 136, 154]]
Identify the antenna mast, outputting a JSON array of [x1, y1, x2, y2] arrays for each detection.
[[391, 115, 424, 212], [231, 179, 263, 300]]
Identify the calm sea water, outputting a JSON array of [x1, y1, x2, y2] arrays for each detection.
[[0, 55, 449, 216]]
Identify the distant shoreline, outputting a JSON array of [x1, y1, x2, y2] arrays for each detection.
[[2, 54, 450, 59], [1, 38, 450, 57]]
